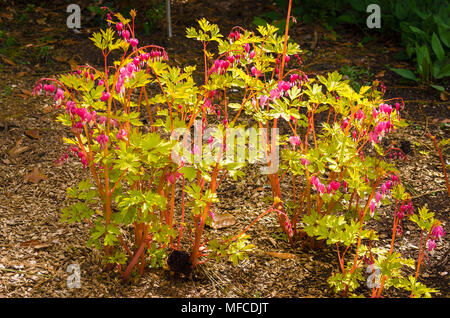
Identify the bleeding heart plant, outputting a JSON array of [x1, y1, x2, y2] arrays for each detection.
[[33, 2, 445, 297], [33, 8, 297, 279], [237, 0, 445, 298]]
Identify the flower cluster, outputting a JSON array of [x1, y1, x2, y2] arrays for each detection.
[[382, 174, 400, 195], [353, 109, 366, 122], [284, 217, 293, 238], [300, 158, 310, 166], [273, 55, 290, 75], [278, 80, 292, 92], [427, 225, 445, 252], [228, 30, 241, 42], [65, 100, 97, 125], [226, 53, 238, 66], [149, 49, 167, 62], [369, 103, 397, 144], [368, 174, 402, 217], [43, 83, 55, 95], [326, 180, 340, 195], [54, 88, 64, 105], [116, 128, 128, 141], [396, 200, 414, 220], [389, 151, 408, 161], [310, 177, 342, 197], [259, 95, 268, 107], [166, 172, 183, 185], [54, 152, 69, 166], [34, 83, 65, 107], [251, 66, 260, 78], [69, 146, 88, 167], [268, 72, 308, 104], [116, 62, 138, 95], [209, 59, 230, 75], [289, 73, 308, 85], [96, 133, 108, 149], [310, 175, 326, 194], [431, 225, 445, 240]]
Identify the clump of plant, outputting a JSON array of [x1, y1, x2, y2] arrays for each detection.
[[243, 0, 446, 297], [34, 8, 290, 279], [33, 4, 445, 296], [34, 9, 179, 278]]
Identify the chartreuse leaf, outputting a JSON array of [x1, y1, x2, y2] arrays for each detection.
[[208, 234, 254, 266], [409, 205, 437, 232], [303, 211, 361, 246], [179, 166, 197, 181]]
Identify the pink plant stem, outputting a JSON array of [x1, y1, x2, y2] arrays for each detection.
[[224, 206, 281, 244], [335, 243, 345, 273], [428, 133, 450, 197], [376, 198, 403, 297], [410, 230, 432, 297], [176, 178, 186, 250], [123, 235, 151, 281], [190, 143, 223, 267], [279, 0, 293, 79]]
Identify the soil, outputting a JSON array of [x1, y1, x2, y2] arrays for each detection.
[[0, 0, 448, 299]]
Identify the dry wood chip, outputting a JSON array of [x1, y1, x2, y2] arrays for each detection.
[[210, 213, 236, 229], [266, 251, 298, 259], [23, 167, 47, 184], [8, 137, 30, 157], [25, 129, 40, 139]]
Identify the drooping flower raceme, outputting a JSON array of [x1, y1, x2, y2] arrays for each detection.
[[310, 175, 325, 194], [326, 181, 340, 195], [97, 133, 108, 149], [431, 225, 445, 241]]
